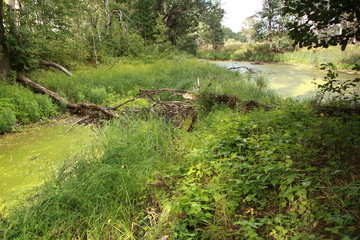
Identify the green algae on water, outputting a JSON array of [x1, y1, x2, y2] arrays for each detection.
[[0, 121, 93, 209]]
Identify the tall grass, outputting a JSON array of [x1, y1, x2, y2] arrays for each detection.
[[32, 59, 280, 106], [276, 45, 360, 69], [1, 59, 279, 134], [1, 116, 175, 239]]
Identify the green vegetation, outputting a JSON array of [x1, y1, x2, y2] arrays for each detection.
[[152, 106, 360, 239], [31, 59, 278, 106], [0, 0, 225, 73], [0, 59, 277, 134], [277, 45, 360, 70], [197, 43, 277, 62], [1, 60, 359, 239], [0, 81, 58, 133], [197, 43, 360, 70], [0, 0, 359, 239]]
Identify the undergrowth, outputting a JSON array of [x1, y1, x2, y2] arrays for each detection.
[[1, 59, 359, 239], [1, 116, 175, 239], [0, 59, 277, 134], [145, 105, 360, 239], [30, 59, 278, 107], [197, 43, 277, 62], [0, 81, 58, 133]]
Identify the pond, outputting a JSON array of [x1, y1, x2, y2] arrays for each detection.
[[0, 119, 93, 209], [211, 61, 360, 99]]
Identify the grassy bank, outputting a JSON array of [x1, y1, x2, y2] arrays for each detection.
[[278, 45, 360, 70], [0, 59, 277, 134], [31, 59, 278, 105], [197, 43, 360, 70], [197, 43, 277, 62], [1, 59, 359, 239]]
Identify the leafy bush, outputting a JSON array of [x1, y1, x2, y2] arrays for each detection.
[[87, 87, 108, 104], [0, 109, 17, 133], [313, 63, 360, 107], [0, 83, 58, 132]]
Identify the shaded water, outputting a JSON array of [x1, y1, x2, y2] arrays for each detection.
[[0, 120, 93, 208], [211, 61, 359, 99]]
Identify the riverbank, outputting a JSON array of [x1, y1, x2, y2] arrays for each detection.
[[197, 43, 360, 72], [207, 60, 360, 100], [1, 59, 359, 239]]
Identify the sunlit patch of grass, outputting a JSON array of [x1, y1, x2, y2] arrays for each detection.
[[277, 45, 360, 69], [30, 59, 280, 107], [197, 43, 277, 62]]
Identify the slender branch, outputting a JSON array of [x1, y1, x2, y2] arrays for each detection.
[[64, 116, 92, 134], [111, 97, 139, 110], [39, 60, 73, 76]]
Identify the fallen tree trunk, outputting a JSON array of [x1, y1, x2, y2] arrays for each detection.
[[39, 60, 73, 76], [16, 75, 275, 131], [17, 75, 117, 119], [17, 75, 69, 104]]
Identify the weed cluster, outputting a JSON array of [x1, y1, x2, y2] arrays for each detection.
[[313, 63, 360, 107], [0, 117, 174, 239], [147, 106, 360, 239], [278, 45, 360, 70], [0, 82, 58, 133]]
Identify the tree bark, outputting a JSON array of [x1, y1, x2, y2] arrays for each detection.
[[0, 0, 11, 76], [39, 60, 73, 76], [104, 0, 111, 34]]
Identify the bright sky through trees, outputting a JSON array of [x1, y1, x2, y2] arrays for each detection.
[[221, 0, 263, 32]]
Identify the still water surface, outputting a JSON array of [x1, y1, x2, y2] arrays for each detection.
[[211, 61, 359, 99], [0, 121, 93, 209]]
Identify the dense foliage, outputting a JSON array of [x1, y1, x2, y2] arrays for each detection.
[[0, 79, 58, 133], [282, 0, 360, 50], [0, 1, 359, 239], [0, 0, 224, 72], [225, 0, 359, 52]]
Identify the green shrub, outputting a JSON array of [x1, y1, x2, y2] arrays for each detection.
[[87, 87, 108, 104], [0, 109, 17, 133], [0, 83, 58, 128]]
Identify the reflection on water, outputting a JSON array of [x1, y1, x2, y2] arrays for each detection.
[[211, 61, 360, 99], [0, 122, 93, 209]]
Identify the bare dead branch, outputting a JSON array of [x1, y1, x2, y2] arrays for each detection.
[[145, 172, 170, 191], [39, 60, 73, 76]]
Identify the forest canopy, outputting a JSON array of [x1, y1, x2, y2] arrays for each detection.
[[0, 0, 224, 72]]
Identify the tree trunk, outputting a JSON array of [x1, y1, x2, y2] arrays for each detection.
[[0, 0, 11, 76], [104, 0, 110, 34]]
